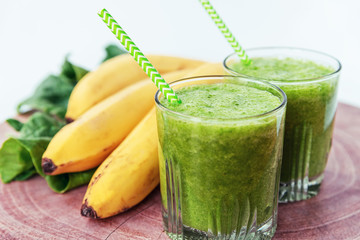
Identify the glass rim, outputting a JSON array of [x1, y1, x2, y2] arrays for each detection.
[[223, 46, 342, 83], [154, 75, 287, 123]]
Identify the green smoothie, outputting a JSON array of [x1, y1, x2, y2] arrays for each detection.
[[156, 79, 286, 238], [231, 57, 339, 201]]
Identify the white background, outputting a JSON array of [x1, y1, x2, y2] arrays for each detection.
[[0, 0, 359, 122]]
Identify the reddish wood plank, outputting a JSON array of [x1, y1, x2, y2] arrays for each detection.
[[0, 103, 359, 240]]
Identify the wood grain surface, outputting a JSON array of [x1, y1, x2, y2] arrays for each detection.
[[0, 103, 359, 240]]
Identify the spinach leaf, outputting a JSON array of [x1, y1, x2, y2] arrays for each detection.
[[14, 168, 38, 181], [0, 113, 96, 193], [0, 138, 40, 183], [17, 45, 125, 119], [17, 112, 65, 138], [102, 44, 127, 62], [0, 112, 61, 183], [17, 59, 89, 119], [45, 168, 96, 193], [1, 45, 126, 192], [61, 57, 89, 84], [6, 119, 24, 131]]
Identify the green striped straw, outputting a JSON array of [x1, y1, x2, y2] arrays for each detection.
[[199, 0, 251, 65], [98, 8, 181, 103]]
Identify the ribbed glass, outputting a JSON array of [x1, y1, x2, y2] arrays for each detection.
[[224, 47, 341, 202], [155, 76, 286, 239]]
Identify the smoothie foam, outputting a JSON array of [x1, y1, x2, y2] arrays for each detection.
[[232, 57, 334, 81], [160, 83, 281, 119]]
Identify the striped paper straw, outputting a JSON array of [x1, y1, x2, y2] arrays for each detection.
[[199, 0, 251, 65], [98, 8, 181, 103]]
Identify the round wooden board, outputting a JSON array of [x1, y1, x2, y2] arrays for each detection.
[[0, 103, 359, 240]]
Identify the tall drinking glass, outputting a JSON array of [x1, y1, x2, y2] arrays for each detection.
[[155, 76, 286, 239], [224, 47, 341, 202]]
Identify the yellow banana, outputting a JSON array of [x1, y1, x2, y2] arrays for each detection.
[[81, 109, 158, 219], [79, 64, 223, 218], [42, 70, 189, 175], [66, 55, 205, 122], [184, 62, 225, 77]]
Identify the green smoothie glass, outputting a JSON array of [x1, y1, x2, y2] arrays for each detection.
[[224, 47, 341, 202], [155, 76, 286, 239]]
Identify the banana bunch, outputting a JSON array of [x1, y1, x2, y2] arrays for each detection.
[[80, 63, 225, 218], [42, 69, 189, 175], [42, 79, 155, 175], [66, 55, 205, 122], [42, 55, 221, 219]]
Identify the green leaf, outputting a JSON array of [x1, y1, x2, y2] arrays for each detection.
[[0, 45, 126, 192], [61, 57, 89, 84], [0, 112, 64, 182], [17, 45, 123, 119], [0, 137, 49, 183], [45, 168, 96, 193], [102, 44, 127, 62], [0, 138, 36, 183], [17, 58, 89, 119], [17, 74, 74, 118], [0, 112, 96, 192], [0, 136, 96, 193], [18, 137, 51, 177], [18, 112, 65, 138], [6, 119, 24, 131], [13, 168, 37, 181]]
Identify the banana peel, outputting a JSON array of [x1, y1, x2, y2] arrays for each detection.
[[81, 109, 158, 218]]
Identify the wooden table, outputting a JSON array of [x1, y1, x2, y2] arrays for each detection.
[[0, 103, 359, 240]]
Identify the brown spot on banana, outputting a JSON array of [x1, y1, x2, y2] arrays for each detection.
[[65, 117, 74, 124], [81, 199, 131, 219], [81, 200, 99, 219], [90, 174, 102, 187], [42, 158, 57, 174]]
